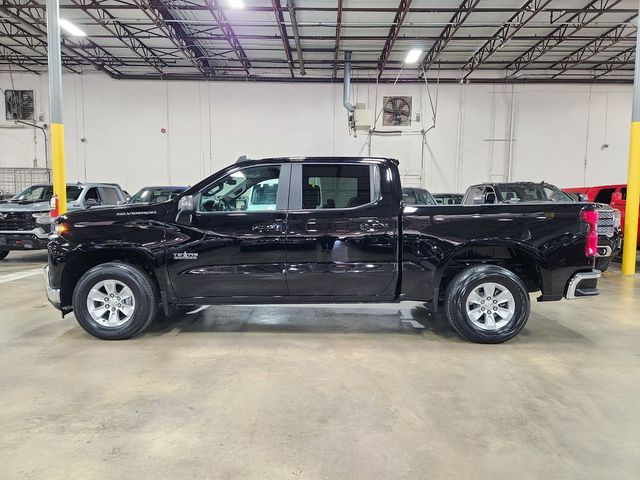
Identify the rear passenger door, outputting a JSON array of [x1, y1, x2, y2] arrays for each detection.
[[285, 162, 398, 298]]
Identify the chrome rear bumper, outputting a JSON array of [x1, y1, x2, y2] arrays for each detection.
[[565, 269, 601, 300]]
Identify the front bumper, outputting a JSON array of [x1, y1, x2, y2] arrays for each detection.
[[43, 265, 61, 310], [0, 229, 49, 250], [565, 269, 601, 300]]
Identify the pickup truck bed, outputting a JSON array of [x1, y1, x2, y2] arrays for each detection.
[[45, 157, 604, 344]]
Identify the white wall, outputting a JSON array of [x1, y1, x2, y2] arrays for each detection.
[[0, 72, 633, 194]]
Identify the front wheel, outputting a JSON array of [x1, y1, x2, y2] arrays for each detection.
[[0, 250, 9, 260], [444, 265, 530, 344], [72, 262, 159, 340]]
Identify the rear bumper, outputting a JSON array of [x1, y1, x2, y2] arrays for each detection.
[[43, 265, 61, 310], [565, 269, 601, 300]]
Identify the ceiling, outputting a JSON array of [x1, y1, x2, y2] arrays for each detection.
[[0, 0, 638, 83]]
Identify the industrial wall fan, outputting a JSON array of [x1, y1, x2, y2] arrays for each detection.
[[382, 96, 411, 127], [4, 90, 34, 121]]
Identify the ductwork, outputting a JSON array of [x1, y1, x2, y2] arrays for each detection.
[[343, 51, 355, 113]]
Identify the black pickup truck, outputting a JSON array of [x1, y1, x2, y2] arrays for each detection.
[[45, 157, 605, 344]]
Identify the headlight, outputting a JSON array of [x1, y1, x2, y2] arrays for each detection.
[[613, 208, 621, 228], [32, 212, 52, 225], [54, 223, 69, 236]]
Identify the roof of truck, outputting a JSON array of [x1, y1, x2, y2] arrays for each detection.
[[235, 156, 399, 165]]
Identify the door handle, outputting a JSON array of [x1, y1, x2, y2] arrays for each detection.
[[360, 220, 388, 232], [305, 219, 318, 232]]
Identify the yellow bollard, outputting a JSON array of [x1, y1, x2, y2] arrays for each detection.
[[50, 123, 67, 215], [622, 121, 640, 275]]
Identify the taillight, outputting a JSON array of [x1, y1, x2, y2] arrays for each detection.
[[580, 209, 598, 257], [50, 195, 59, 218]]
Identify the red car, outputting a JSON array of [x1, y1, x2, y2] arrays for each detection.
[[563, 184, 638, 246]]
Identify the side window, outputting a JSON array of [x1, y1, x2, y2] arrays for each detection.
[[594, 188, 615, 204], [465, 186, 484, 204], [84, 187, 101, 204], [402, 190, 418, 206], [99, 187, 120, 205], [301, 164, 374, 209], [621, 187, 627, 200], [199, 165, 281, 212]]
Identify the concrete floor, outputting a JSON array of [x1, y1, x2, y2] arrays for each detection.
[[0, 251, 639, 479]]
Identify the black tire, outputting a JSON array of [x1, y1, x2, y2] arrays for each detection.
[[595, 257, 611, 272], [72, 262, 158, 340], [444, 265, 530, 344], [0, 250, 8, 260]]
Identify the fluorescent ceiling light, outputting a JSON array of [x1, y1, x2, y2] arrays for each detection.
[[404, 48, 423, 64], [227, 0, 245, 8], [59, 19, 86, 37]]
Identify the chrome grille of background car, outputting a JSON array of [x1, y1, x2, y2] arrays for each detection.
[[596, 209, 616, 237], [0, 212, 37, 231]]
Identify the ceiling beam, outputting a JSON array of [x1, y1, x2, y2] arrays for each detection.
[[462, 0, 552, 80], [549, 14, 637, 78], [592, 46, 636, 78], [206, 0, 251, 76], [377, 0, 412, 77], [419, 0, 480, 77], [68, 0, 166, 74], [270, 0, 295, 78], [132, 0, 213, 76], [287, 0, 305, 76], [0, 44, 42, 74], [331, 0, 343, 79], [0, 4, 119, 76], [506, 0, 623, 77]]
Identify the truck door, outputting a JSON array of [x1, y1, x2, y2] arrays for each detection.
[[285, 161, 398, 298], [167, 163, 290, 299]]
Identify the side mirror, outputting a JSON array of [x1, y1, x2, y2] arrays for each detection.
[[85, 198, 100, 207], [611, 191, 623, 205], [578, 193, 589, 202], [178, 195, 194, 213]]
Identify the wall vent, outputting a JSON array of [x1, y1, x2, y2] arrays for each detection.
[[5, 90, 34, 121]]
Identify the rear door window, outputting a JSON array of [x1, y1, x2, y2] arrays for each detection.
[[300, 164, 377, 209]]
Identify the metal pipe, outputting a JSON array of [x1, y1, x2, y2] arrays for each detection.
[[621, 0, 640, 274], [46, 0, 67, 214], [343, 51, 355, 112], [287, 0, 305, 76]]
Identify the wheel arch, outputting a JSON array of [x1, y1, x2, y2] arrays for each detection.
[[60, 247, 162, 310], [435, 241, 544, 299]]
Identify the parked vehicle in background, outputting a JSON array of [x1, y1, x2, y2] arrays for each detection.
[[462, 181, 621, 271], [47, 157, 605, 344], [564, 184, 639, 249], [0, 183, 127, 260], [0, 189, 13, 201], [433, 193, 463, 205], [402, 187, 437, 205], [129, 186, 188, 205]]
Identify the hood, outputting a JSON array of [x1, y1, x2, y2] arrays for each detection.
[[0, 200, 50, 212], [60, 202, 173, 224]]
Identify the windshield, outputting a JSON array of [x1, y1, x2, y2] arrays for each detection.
[[12, 185, 83, 202], [495, 184, 573, 203], [130, 187, 185, 204]]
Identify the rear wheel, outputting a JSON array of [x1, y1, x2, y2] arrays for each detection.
[[0, 250, 8, 260], [595, 257, 611, 272], [72, 262, 158, 340], [444, 265, 530, 344]]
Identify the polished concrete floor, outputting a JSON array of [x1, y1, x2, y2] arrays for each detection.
[[0, 251, 639, 479]]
